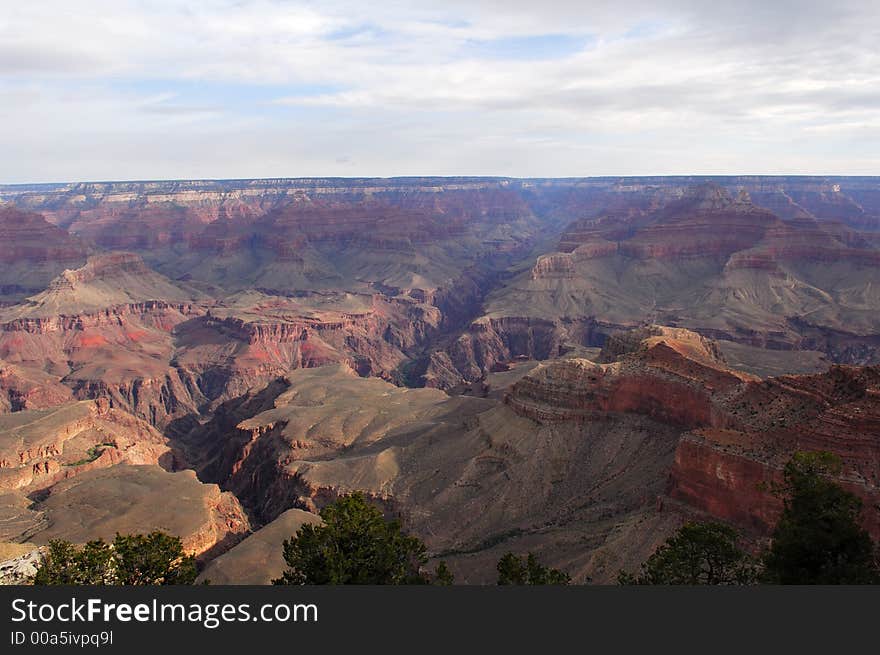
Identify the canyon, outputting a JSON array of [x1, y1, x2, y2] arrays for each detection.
[[0, 175, 878, 582]]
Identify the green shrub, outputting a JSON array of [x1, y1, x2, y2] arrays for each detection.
[[32, 531, 197, 585], [273, 492, 438, 585]]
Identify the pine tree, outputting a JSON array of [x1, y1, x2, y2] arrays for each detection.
[[762, 451, 879, 584], [496, 552, 570, 585], [273, 492, 430, 585], [618, 522, 757, 585]]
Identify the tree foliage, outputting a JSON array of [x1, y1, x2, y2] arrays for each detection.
[[432, 561, 455, 585], [496, 552, 570, 585], [618, 522, 757, 585], [621, 452, 880, 586], [110, 532, 199, 585], [273, 492, 434, 585], [762, 451, 879, 584], [32, 532, 197, 585]]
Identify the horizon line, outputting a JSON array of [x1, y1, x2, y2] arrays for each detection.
[[2, 173, 880, 188]]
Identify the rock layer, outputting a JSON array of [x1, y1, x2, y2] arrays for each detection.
[[28, 466, 250, 559], [506, 327, 880, 540]]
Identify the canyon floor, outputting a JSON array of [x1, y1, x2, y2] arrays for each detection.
[[0, 176, 878, 583]]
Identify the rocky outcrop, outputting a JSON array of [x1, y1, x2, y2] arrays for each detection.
[[180, 365, 450, 524], [67, 370, 208, 429], [0, 206, 86, 264], [532, 240, 654, 278], [555, 183, 879, 274], [0, 294, 205, 429], [177, 352, 690, 584], [0, 263, 451, 427], [0, 206, 89, 302], [155, 325, 880, 582], [597, 325, 728, 364], [615, 187, 779, 260], [531, 253, 577, 279], [1, 180, 539, 288], [506, 326, 751, 425], [27, 466, 250, 559], [0, 547, 43, 585], [439, 316, 625, 388], [0, 301, 200, 333], [197, 304, 430, 379], [482, 183, 880, 372], [0, 362, 73, 412], [5, 178, 879, 400], [0, 176, 878, 580], [500, 326, 880, 540], [54, 252, 153, 286], [0, 400, 248, 560], [422, 351, 466, 389], [0, 253, 204, 428], [669, 365, 880, 539], [0, 399, 177, 493]]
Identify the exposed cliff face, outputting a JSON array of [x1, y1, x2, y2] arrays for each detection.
[[0, 206, 86, 263], [123, 325, 880, 581], [504, 326, 880, 540], [0, 399, 177, 494], [180, 365, 451, 524], [257, 186, 534, 249], [0, 206, 89, 302], [616, 188, 779, 260], [5, 178, 880, 399], [0, 257, 208, 429], [28, 466, 250, 559], [197, 292, 442, 379], [0, 253, 459, 427], [0, 289, 441, 430], [480, 184, 880, 377], [668, 365, 880, 539], [9, 176, 876, 302], [173, 361, 688, 583], [557, 185, 878, 264], [0, 184, 540, 422], [1, 180, 543, 299], [505, 326, 752, 425], [429, 315, 629, 390], [0, 362, 73, 412], [5, 176, 878, 221]]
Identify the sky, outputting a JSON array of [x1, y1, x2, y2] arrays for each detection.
[[1, 0, 879, 182]]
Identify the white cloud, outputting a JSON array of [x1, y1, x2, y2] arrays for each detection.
[[0, 0, 878, 181]]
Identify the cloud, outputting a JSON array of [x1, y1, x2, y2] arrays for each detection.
[[0, 1, 878, 181]]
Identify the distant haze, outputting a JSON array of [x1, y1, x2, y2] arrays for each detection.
[[2, 1, 879, 183]]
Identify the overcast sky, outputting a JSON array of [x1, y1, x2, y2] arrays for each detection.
[[1, 0, 879, 182]]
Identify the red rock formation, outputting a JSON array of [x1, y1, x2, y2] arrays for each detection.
[[443, 316, 625, 387], [0, 206, 89, 300], [0, 362, 73, 412], [0, 399, 178, 494], [0, 206, 87, 265], [505, 327, 880, 539], [3, 180, 536, 265], [557, 184, 880, 265], [615, 187, 779, 260], [505, 327, 752, 425], [669, 366, 880, 539], [471, 182, 880, 378], [0, 250, 459, 427]]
